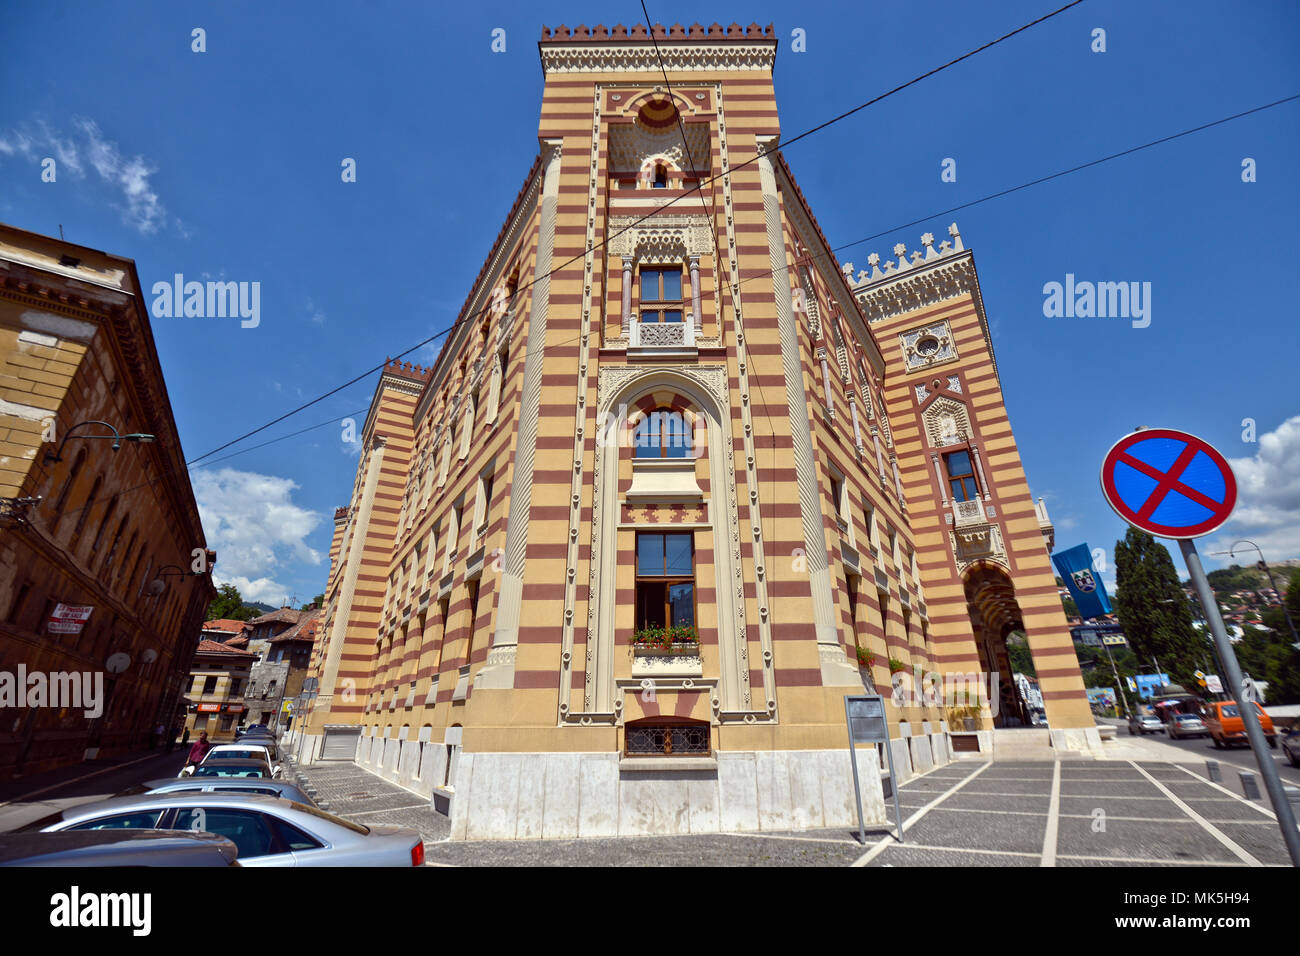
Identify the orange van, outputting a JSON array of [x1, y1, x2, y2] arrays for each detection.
[[1203, 700, 1277, 749]]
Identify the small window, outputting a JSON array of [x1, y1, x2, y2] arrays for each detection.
[[635, 532, 695, 631], [625, 718, 710, 755], [640, 268, 683, 324], [944, 450, 979, 502], [633, 408, 692, 459], [653, 165, 668, 188]]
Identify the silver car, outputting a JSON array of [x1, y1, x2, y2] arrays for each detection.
[[1166, 713, 1208, 739], [124, 777, 318, 808], [30, 793, 424, 867]]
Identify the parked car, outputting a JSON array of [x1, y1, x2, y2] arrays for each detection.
[[1281, 723, 1300, 767], [1166, 713, 1208, 739], [28, 793, 424, 867], [1128, 714, 1164, 735], [202, 742, 283, 777], [0, 829, 240, 867], [183, 758, 274, 779], [1203, 700, 1278, 749], [236, 724, 270, 740], [122, 776, 317, 808]]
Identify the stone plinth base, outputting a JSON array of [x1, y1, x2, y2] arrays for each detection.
[[1050, 726, 1104, 753], [444, 749, 888, 841]]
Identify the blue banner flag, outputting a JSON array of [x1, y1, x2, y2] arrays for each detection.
[[1052, 543, 1112, 620]]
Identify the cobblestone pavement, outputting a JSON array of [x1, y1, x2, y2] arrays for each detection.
[[288, 753, 1299, 866]]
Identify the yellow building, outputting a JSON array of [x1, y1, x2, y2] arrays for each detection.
[[0, 223, 216, 775], [184, 640, 257, 742], [300, 22, 1095, 838]]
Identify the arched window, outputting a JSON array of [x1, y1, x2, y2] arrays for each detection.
[[633, 408, 692, 459], [69, 475, 103, 550], [653, 164, 667, 188], [50, 448, 86, 534]]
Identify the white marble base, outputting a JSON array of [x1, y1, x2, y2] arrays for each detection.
[[910, 734, 934, 773], [446, 749, 887, 841], [1051, 726, 1104, 753], [888, 737, 914, 783]]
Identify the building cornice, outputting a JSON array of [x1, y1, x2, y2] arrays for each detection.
[[539, 23, 776, 74]]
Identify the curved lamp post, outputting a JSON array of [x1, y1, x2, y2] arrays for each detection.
[[1218, 540, 1299, 644], [43, 420, 154, 464]]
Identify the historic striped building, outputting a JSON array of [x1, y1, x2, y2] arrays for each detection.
[[299, 22, 1096, 839]]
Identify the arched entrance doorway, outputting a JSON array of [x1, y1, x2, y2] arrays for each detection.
[[962, 563, 1031, 728]]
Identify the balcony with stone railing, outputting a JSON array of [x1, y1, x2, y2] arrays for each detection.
[[952, 498, 986, 528], [629, 316, 696, 352]]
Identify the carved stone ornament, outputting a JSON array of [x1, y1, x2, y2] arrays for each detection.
[[607, 215, 713, 264], [900, 320, 957, 371]]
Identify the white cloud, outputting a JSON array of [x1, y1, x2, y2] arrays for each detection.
[[192, 467, 322, 605], [0, 117, 166, 234], [1204, 415, 1300, 566], [307, 298, 326, 325]]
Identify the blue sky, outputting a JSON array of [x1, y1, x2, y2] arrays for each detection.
[[2, 1, 1297, 604]]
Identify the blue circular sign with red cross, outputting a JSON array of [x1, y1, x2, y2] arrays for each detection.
[[1100, 428, 1237, 539]]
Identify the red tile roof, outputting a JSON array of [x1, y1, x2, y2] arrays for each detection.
[[270, 608, 322, 644], [250, 607, 303, 626], [203, 619, 250, 634], [196, 639, 257, 658]]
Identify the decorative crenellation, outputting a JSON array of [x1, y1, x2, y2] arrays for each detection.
[[541, 22, 776, 41], [540, 24, 777, 74], [841, 223, 965, 287]]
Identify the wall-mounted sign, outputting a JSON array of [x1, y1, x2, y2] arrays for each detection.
[[197, 703, 220, 713], [224, 703, 245, 714], [47, 603, 94, 635]]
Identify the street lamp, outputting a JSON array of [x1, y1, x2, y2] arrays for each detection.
[[1212, 540, 1299, 645], [43, 420, 154, 464]]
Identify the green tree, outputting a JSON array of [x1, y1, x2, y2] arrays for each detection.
[[302, 592, 325, 611], [206, 583, 258, 622], [1112, 528, 1204, 689], [1006, 630, 1035, 677]]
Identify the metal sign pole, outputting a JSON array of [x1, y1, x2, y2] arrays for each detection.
[[1181, 538, 1300, 866], [845, 708, 867, 847], [882, 737, 904, 844]]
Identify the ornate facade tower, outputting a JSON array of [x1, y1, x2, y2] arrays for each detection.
[[301, 22, 1095, 839]]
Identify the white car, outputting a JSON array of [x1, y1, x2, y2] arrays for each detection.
[[198, 743, 283, 778]]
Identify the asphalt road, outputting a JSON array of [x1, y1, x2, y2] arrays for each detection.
[[1123, 726, 1300, 785], [0, 749, 190, 833]]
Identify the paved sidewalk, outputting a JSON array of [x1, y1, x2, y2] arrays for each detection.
[[289, 754, 1298, 867]]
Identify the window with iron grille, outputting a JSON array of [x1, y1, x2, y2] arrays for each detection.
[[624, 718, 711, 756]]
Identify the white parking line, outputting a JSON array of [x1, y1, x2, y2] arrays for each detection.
[[1172, 763, 1282, 820], [1128, 761, 1262, 867], [851, 762, 993, 867], [1041, 760, 1061, 867]]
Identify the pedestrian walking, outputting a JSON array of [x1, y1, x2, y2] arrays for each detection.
[[184, 730, 211, 774]]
